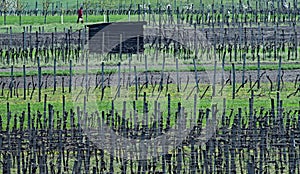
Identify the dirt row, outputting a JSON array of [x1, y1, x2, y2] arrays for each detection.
[[145, 25, 300, 47], [1, 69, 299, 89], [0, 30, 83, 49]]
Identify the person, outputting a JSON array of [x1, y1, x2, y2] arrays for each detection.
[[77, 6, 84, 23]]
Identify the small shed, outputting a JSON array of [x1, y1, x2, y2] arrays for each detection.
[[86, 22, 146, 54]]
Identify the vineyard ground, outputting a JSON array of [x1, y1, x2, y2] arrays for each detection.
[[0, 84, 299, 120], [0, 68, 299, 87], [0, 62, 299, 76], [0, 78, 298, 125], [0, 2, 300, 172], [0, 15, 138, 33]]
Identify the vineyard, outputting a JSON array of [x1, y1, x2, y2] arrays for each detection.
[[0, 0, 300, 173]]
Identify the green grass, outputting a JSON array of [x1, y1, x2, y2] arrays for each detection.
[[0, 82, 298, 129], [0, 6, 297, 33], [0, 14, 138, 32], [24, 0, 298, 11], [0, 63, 299, 78], [0, 0, 296, 33], [0, 68, 118, 77], [24, 0, 268, 10]]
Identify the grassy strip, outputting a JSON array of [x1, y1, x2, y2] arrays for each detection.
[[0, 63, 299, 77], [0, 15, 138, 32], [25, 0, 256, 10], [0, 82, 299, 128], [0, 68, 117, 77]]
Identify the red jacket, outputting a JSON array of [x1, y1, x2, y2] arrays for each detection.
[[78, 9, 83, 18]]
